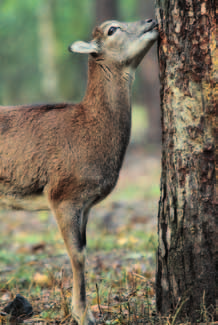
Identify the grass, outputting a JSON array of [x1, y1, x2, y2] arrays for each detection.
[[0, 193, 159, 324], [1, 208, 213, 324]]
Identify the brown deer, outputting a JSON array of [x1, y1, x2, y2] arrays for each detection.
[[0, 19, 158, 324]]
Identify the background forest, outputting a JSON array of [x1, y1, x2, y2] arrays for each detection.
[[0, 0, 160, 143], [0, 1, 163, 324]]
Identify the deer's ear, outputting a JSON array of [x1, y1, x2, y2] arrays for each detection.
[[69, 41, 99, 54]]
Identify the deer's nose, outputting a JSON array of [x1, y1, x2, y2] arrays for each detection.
[[146, 19, 153, 23]]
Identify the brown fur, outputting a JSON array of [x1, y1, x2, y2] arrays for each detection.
[[0, 19, 158, 324]]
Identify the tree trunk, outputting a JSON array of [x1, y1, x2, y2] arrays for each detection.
[[155, 0, 216, 322], [95, 0, 118, 24], [38, 2, 58, 100]]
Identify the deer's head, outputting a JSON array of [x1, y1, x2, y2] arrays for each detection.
[[69, 19, 158, 70]]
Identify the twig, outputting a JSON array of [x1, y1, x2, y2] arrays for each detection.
[[96, 283, 102, 316], [171, 297, 189, 325], [131, 272, 147, 281], [107, 286, 112, 317], [60, 314, 72, 324], [127, 301, 131, 325]]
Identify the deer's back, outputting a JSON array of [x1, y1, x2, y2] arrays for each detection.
[[0, 103, 130, 208]]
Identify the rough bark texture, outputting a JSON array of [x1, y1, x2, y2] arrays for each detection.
[[155, 0, 216, 322]]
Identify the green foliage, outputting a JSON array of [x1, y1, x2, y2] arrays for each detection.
[[0, 0, 152, 105], [119, 0, 138, 20], [0, 0, 94, 105]]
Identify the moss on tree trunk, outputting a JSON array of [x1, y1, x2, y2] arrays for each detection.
[[155, 0, 216, 322]]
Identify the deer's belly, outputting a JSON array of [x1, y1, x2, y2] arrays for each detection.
[[0, 193, 49, 211]]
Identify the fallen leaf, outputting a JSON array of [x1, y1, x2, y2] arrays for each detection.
[[0, 292, 10, 301], [91, 304, 117, 313], [117, 237, 128, 246], [129, 236, 139, 244], [31, 242, 46, 253], [33, 273, 52, 287]]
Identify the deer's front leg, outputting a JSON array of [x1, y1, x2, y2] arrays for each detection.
[[50, 200, 95, 325]]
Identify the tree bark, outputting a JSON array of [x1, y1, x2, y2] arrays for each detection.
[[155, 0, 216, 322]]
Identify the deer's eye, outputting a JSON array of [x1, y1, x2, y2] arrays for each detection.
[[108, 26, 118, 36]]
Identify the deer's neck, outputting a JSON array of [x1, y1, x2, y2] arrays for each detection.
[[83, 58, 134, 115]]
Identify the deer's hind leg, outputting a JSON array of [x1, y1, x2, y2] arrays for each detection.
[[49, 199, 95, 325]]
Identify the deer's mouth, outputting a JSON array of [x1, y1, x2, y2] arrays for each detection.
[[142, 22, 158, 35]]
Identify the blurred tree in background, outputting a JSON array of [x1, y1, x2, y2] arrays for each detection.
[[96, 0, 118, 23], [0, 0, 93, 104], [0, 0, 160, 144]]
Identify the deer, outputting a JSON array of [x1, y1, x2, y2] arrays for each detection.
[[0, 19, 158, 324]]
